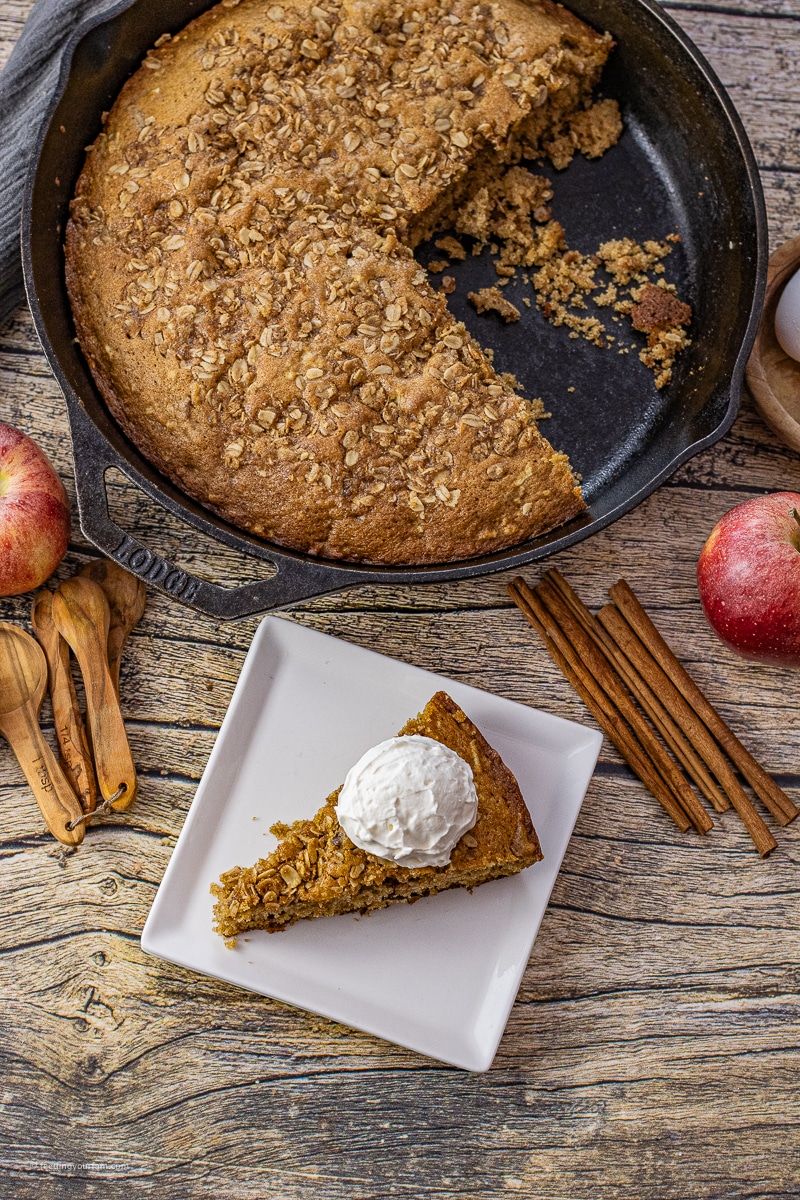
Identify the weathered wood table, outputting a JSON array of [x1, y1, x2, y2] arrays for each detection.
[[1, 0, 799, 1195]]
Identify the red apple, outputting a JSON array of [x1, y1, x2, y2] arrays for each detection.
[[0, 423, 70, 597], [697, 492, 800, 667]]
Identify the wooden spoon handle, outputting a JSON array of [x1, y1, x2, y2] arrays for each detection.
[[31, 590, 98, 814], [1, 708, 84, 846], [80, 560, 147, 698], [107, 624, 131, 699], [52, 578, 137, 810]]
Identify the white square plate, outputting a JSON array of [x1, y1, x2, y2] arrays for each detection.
[[141, 616, 602, 1071]]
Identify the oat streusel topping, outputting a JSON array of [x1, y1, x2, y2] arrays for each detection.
[[66, 0, 615, 563]]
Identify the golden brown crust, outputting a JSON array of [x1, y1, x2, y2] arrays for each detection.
[[66, 0, 613, 563], [211, 690, 542, 938]]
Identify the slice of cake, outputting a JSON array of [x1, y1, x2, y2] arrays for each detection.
[[211, 691, 542, 939], [65, 0, 619, 565]]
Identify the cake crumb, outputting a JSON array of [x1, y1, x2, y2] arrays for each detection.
[[594, 284, 618, 307], [468, 288, 521, 323], [597, 237, 670, 285], [427, 259, 450, 274], [435, 236, 466, 261], [440, 275, 456, 295]]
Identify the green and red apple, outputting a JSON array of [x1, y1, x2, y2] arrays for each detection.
[[0, 422, 70, 596], [697, 492, 800, 667]]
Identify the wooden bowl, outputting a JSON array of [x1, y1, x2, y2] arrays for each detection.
[[746, 234, 800, 452]]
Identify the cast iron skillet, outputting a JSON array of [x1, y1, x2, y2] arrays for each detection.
[[22, 0, 767, 619]]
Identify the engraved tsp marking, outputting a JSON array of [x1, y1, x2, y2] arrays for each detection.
[[59, 724, 80, 768], [113, 535, 201, 601], [31, 753, 54, 794], [59, 725, 86, 783]]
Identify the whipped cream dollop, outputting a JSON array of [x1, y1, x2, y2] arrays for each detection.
[[336, 735, 478, 868]]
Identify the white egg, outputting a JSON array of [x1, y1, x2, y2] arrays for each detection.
[[774, 266, 800, 363]]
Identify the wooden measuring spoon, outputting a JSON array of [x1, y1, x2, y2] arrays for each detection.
[[80, 559, 146, 698], [52, 577, 137, 811], [0, 623, 84, 845], [31, 590, 98, 814]]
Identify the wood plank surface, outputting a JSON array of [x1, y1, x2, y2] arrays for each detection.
[[1, 0, 800, 1196]]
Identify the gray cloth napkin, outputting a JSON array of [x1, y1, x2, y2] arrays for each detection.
[[0, 0, 123, 327]]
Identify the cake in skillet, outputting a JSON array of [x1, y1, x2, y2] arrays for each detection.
[[66, 0, 620, 564]]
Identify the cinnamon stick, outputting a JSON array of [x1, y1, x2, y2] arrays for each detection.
[[597, 602, 777, 857], [507, 580, 691, 833], [534, 578, 713, 835], [609, 580, 799, 827], [544, 569, 731, 815]]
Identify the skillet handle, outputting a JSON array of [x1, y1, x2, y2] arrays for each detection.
[[67, 402, 358, 620]]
